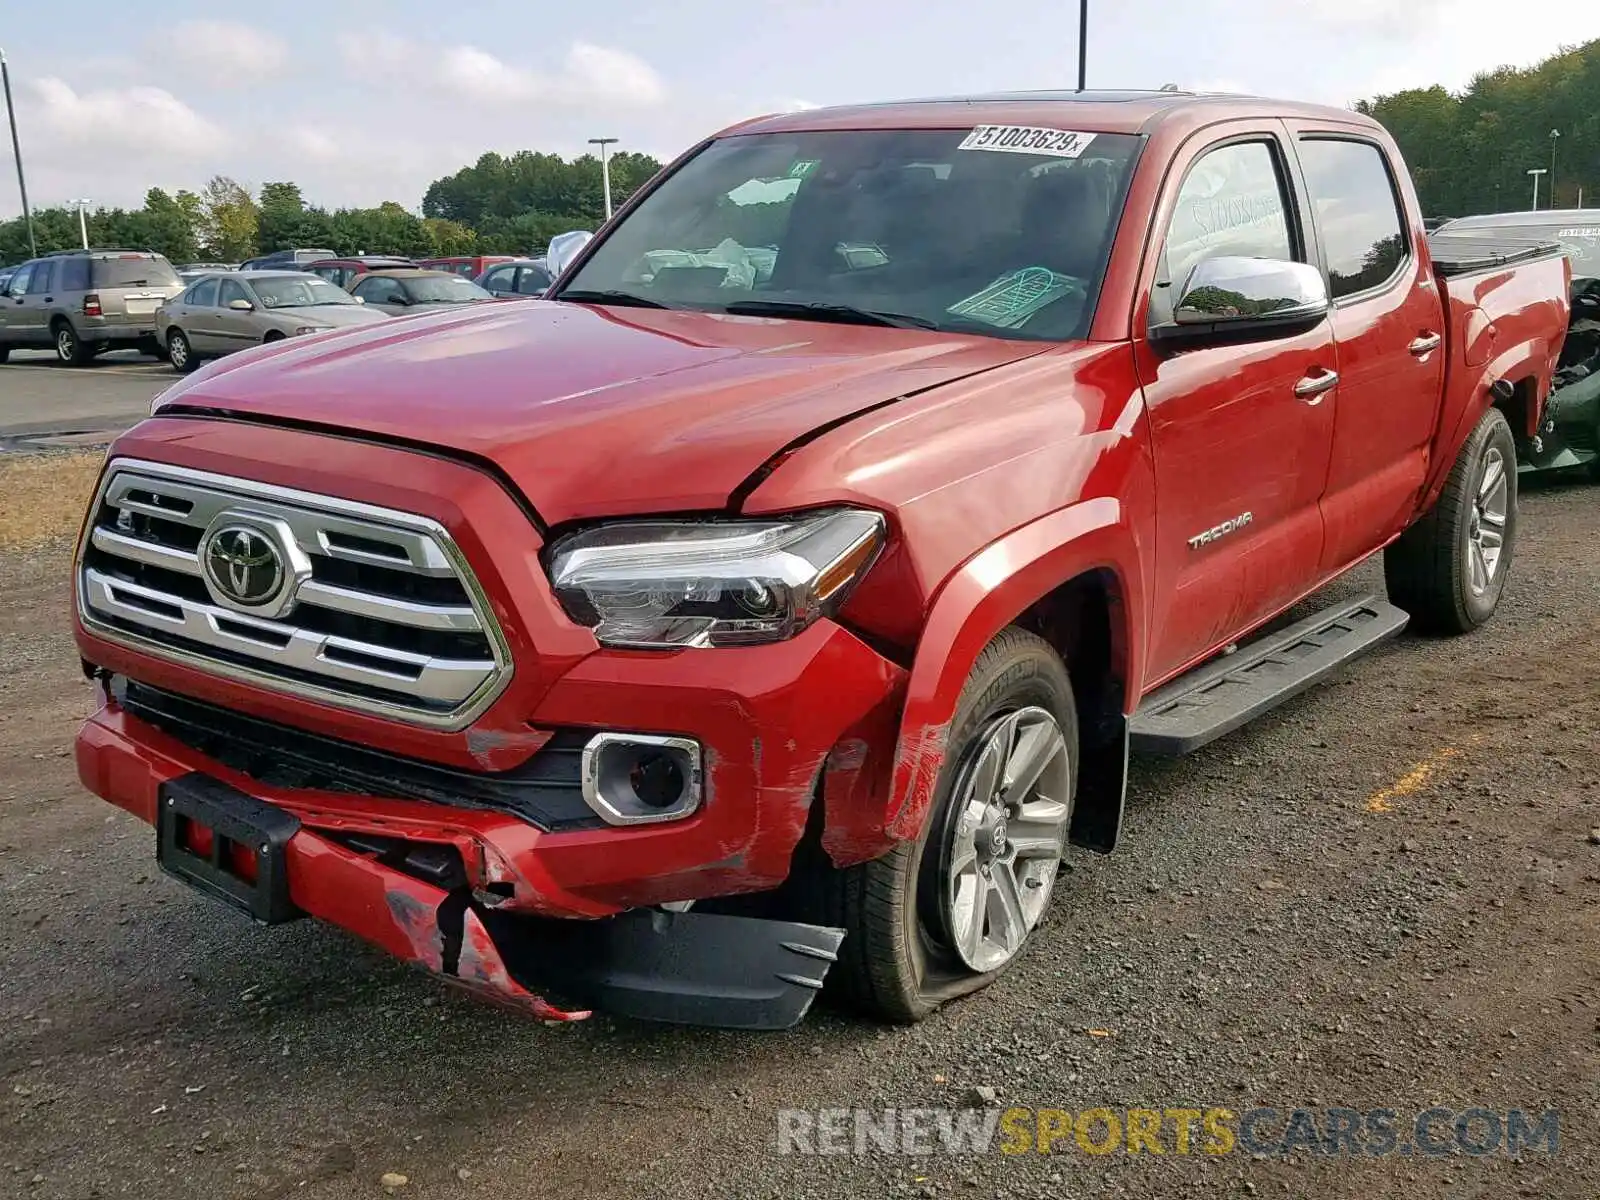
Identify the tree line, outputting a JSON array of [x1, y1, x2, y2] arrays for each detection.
[[0, 148, 662, 266], [4, 35, 1596, 268], [1359, 37, 1599, 218]]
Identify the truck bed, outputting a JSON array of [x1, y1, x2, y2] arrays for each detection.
[[1427, 231, 1567, 278]]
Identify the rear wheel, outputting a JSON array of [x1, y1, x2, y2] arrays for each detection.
[[167, 329, 199, 374], [1385, 405, 1517, 634], [800, 627, 1077, 1022], [0, 345, 9, 363], [53, 321, 92, 366]]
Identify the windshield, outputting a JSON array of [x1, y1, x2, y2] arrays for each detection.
[[557, 128, 1140, 340], [252, 276, 359, 308], [407, 276, 494, 303], [92, 255, 181, 288]]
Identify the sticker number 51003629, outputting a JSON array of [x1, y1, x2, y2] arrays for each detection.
[[957, 125, 1097, 158]]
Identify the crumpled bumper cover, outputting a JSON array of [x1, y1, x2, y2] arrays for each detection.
[[79, 698, 849, 1030]]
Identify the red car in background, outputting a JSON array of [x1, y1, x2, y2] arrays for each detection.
[[419, 255, 516, 279], [301, 257, 416, 290]]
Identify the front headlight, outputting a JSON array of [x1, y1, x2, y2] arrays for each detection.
[[293, 325, 332, 336], [548, 508, 885, 648]]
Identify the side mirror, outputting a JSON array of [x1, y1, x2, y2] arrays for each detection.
[[227, 298, 253, 311], [1153, 256, 1329, 345], [546, 230, 594, 278], [353, 295, 366, 304]]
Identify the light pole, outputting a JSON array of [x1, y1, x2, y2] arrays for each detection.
[[1, 47, 36, 259], [70, 197, 91, 248], [1527, 167, 1547, 211], [1077, 0, 1088, 91], [1549, 128, 1560, 207], [588, 137, 619, 220]]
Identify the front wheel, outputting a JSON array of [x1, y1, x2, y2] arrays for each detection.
[[802, 627, 1077, 1022], [1385, 405, 1518, 634]]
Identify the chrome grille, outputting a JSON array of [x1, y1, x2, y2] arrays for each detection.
[[77, 459, 513, 729]]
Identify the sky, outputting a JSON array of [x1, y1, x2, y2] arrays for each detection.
[[2, 0, 1599, 219]]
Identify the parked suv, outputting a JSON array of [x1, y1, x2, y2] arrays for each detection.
[[0, 248, 185, 364]]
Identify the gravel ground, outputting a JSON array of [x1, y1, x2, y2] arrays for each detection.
[[1, 468, 1596, 1199]]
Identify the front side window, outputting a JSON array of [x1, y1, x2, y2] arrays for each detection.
[[481, 266, 515, 292], [219, 278, 250, 307], [187, 278, 220, 307], [1163, 140, 1296, 295], [8, 264, 34, 297], [516, 264, 551, 294], [558, 127, 1142, 341], [1297, 139, 1408, 298], [27, 262, 54, 295]]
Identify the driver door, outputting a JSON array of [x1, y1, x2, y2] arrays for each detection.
[[1133, 125, 1338, 686]]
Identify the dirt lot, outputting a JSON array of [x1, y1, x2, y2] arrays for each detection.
[[1, 448, 1596, 1199]]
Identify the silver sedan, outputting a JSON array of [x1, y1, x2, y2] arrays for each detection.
[[156, 270, 392, 373]]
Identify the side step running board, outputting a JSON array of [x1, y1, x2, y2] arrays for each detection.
[[1130, 594, 1408, 756]]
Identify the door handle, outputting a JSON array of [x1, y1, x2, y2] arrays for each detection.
[[1408, 332, 1442, 356], [1293, 370, 1339, 402]]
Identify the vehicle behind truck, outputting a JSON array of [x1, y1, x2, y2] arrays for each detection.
[[70, 90, 1570, 1030]]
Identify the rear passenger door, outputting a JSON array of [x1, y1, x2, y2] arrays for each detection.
[[1287, 130, 1445, 572], [1134, 123, 1339, 684]]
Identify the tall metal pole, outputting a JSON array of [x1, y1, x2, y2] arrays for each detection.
[[1, 48, 37, 259], [589, 137, 618, 220], [1077, 0, 1088, 91], [1549, 129, 1559, 207], [1528, 168, 1545, 211], [72, 198, 90, 248]]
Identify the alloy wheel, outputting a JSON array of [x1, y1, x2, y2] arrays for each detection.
[[1467, 445, 1508, 596], [938, 705, 1072, 973]]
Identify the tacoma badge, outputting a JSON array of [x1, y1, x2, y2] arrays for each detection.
[[1188, 512, 1253, 550]]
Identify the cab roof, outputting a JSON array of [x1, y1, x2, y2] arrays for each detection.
[[724, 89, 1379, 138]]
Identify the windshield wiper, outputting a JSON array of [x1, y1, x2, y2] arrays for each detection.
[[717, 299, 938, 330], [557, 289, 668, 309]]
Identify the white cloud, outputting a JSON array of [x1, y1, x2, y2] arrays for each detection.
[[28, 77, 227, 158], [165, 20, 288, 85], [343, 33, 665, 109]]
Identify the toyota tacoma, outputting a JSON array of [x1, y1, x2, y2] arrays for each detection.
[[72, 91, 1571, 1029]]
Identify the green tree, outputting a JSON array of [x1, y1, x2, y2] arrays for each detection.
[[198, 176, 259, 261]]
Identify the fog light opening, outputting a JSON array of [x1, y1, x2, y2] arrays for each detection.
[[581, 733, 703, 826]]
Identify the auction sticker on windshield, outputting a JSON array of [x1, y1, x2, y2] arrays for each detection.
[[958, 125, 1097, 158]]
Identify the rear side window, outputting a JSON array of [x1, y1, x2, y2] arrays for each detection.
[[92, 255, 181, 288], [1296, 139, 1408, 298], [58, 257, 90, 290]]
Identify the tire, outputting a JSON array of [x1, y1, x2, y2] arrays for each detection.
[[139, 337, 166, 361], [262, 331, 285, 344], [797, 627, 1078, 1022], [166, 329, 199, 374], [1385, 405, 1518, 635], [53, 320, 92, 366], [0, 345, 9, 364]]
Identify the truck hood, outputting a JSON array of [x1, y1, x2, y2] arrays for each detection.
[[155, 300, 1048, 524]]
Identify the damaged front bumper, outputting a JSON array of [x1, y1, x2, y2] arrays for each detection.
[[98, 744, 847, 1030], [75, 614, 905, 1030]]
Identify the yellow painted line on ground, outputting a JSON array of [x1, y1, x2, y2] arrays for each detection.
[[1365, 734, 1484, 813]]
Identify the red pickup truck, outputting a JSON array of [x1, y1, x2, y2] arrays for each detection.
[[71, 91, 1570, 1030]]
